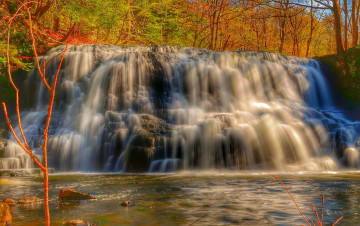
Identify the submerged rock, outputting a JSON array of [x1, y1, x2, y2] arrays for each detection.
[[0, 203, 11, 225], [64, 219, 91, 226], [2, 199, 15, 207], [120, 200, 135, 207], [18, 196, 42, 204], [59, 188, 96, 201]]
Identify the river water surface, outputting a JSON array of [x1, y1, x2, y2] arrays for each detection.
[[0, 171, 359, 225]]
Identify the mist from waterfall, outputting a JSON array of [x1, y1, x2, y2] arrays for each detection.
[[1, 45, 359, 172]]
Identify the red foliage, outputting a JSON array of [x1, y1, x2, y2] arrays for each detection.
[[42, 27, 98, 46], [19, 56, 32, 60]]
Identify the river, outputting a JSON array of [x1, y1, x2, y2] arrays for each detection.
[[1, 171, 358, 225]]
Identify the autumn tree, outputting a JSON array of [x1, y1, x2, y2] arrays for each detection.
[[2, 1, 68, 225], [271, 0, 345, 53]]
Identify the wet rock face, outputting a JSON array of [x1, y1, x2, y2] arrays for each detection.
[[335, 128, 353, 158], [59, 188, 96, 201], [125, 114, 170, 172], [0, 203, 12, 225]]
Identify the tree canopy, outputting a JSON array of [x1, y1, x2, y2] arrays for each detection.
[[1, 0, 359, 75]]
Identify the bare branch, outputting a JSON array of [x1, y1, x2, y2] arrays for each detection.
[[261, 0, 329, 10], [2, 102, 45, 171], [6, 1, 35, 151], [332, 216, 343, 225], [41, 44, 68, 169], [302, 192, 321, 224], [16, 0, 52, 92], [271, 174, 311, 226]]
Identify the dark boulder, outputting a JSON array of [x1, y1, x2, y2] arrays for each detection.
[[125, 114, 170, 172]]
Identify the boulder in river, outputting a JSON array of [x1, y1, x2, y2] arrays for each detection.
[[0, 203, 11, 225], [2, 199, 15, 207], [17, 196, 42, 204], [120, 200, 135, 207], [59, 188, 96, 201]]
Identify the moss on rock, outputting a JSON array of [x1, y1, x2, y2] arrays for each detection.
[[318, 46, 360, 104]]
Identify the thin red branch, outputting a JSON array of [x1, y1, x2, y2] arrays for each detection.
[[332, 216, 343, 226], [6, 3, 33, 151], [4, 3, 69, 226], [43, 60, 46, 76], [188, 214, 208, 226], [16, 0, 52, 92], [39, 45, 68, 226], [321, 195, 324, 225], [45, 51, 65, 68], [1, 103, 45, 171], [270, 175, 311, 226], [41, 45, 68, 157], [302, 192, 321, 225]]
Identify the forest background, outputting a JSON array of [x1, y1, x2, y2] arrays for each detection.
[[1, 0, 360, 75]]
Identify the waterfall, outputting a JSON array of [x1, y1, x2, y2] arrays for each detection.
[[1, 45, 359, 172]]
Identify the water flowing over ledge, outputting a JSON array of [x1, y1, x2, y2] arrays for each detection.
[[1, 45, 359, 172]]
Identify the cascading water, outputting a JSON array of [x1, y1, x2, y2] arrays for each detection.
[[1, 45, 359, 172]]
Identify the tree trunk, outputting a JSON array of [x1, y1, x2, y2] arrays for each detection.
[[352, 0, 359, 47], [279, 19, 286, 53], [33, 0, 55, 20], [345, 0, 349, 50], [214, 0, 225, 51], [53, 17, 59, 31], [60, 23, 76, 42], [306, 0, 314, 57], [332, 1, 345, 53], [43, 169, 50, 225]]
